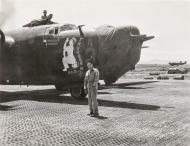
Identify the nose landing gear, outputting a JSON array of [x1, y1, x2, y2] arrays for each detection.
[[70, 88, 87, 99], [55, 85, 87, 99]]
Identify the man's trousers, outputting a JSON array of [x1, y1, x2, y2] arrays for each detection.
[[87, 86, 98, 114]]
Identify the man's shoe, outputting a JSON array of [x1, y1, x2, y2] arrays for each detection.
[[93, 113, 99, 117], [90, 114, 95, 117], [87, 112, 93, 116]]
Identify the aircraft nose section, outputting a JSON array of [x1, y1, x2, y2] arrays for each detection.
[[96, 25, 154, 84], [96, 25, 143, 84]]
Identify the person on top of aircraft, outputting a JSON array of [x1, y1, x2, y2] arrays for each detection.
[[41, 10, 48, 19]]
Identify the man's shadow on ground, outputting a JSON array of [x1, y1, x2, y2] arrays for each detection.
[[0, 81, 162, 111], [0, 105, 16, 111], [92, 115, 108, 120]]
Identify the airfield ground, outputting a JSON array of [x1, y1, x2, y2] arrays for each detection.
[[0, 79, 190, 146]]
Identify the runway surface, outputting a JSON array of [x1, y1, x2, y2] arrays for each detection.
[[0, 79, 190, 146]]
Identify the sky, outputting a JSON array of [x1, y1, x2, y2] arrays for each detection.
[[1, 0, 190, 64]]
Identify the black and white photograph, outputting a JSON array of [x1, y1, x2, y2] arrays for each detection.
[[0, 0, 190, 145]]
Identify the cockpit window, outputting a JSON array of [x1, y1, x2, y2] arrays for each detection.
[[55, 27, 59, 35], [48, 27, 59, 35]]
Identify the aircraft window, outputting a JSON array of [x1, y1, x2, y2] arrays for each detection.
[[54, 27, 59, 35], [49, 29, 54, 34]]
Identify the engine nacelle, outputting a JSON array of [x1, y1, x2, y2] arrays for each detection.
[[0, 29, 15, 48], [0, 29, 5, 47]]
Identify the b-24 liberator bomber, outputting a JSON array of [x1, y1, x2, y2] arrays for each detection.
[[169, 61, 187, 66], [0, 20, 154, 99]]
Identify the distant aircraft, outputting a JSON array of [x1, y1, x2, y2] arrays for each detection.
[[0, 19, 154, 98], [169, 61, 187, 66]]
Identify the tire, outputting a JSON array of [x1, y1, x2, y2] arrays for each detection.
[[55, 84, 63, 91], [104, 80, 112, 86], [70, 88, 87, 99]]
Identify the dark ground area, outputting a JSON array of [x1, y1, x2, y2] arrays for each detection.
[[0, 79, 190, 146]]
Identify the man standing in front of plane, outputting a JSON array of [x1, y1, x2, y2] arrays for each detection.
[[84, 59, 99, 117]]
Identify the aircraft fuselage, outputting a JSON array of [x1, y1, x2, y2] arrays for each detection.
[[0, 24, 152, 88]]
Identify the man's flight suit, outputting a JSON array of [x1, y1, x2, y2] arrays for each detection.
[[84, 68, 99, 114]]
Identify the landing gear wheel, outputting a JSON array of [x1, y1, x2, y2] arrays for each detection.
[[104, 80, 112, 86], [55, 84, 63, 91], [70, 88, 87, 99]]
